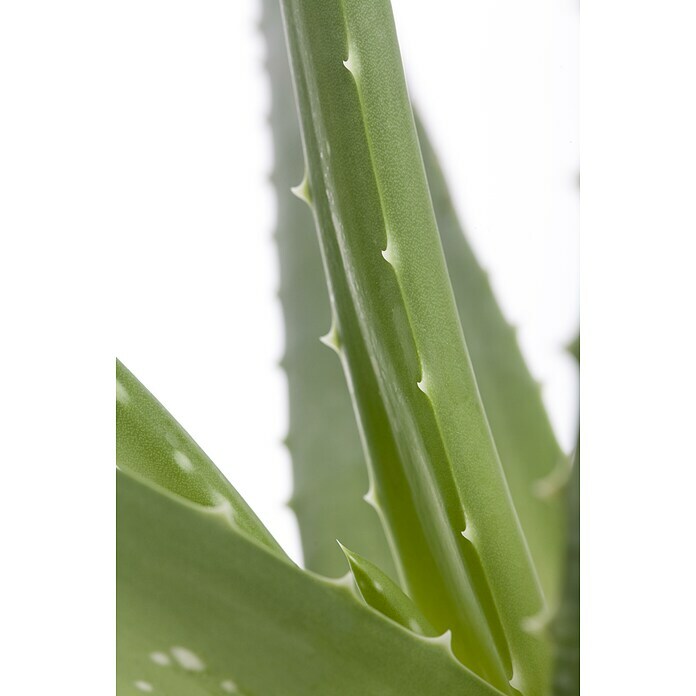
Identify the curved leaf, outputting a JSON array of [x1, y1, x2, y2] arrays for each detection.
[[116, 359, 284, 558], [116, 368, 503, 696]]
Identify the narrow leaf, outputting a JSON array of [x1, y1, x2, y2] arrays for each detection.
[[551, 338, 580, 695], [261, 0, 397, 579], [280, 1, 550, 692], [417, 116, 567, 608], [550, 440, 579, 696]]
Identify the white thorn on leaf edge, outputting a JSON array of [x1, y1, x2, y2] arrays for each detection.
[[381, 243, 396, 266], [460, 524, 476, 544], [324, 571, 357, 593], [319, 321, 341, 353], [343, 49, 358, 75], [290, 174, 312, 206], [420, 629, 454, 654], [363, 485, 378, 509], [509, 665, 525, 692]]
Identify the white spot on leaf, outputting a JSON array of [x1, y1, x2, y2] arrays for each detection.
[[170, 646, 205, 672], [149, 651, 171, 666], [134, 681, 154, 692], [173, 450, 194, 472], [116, 380, 130, 404]]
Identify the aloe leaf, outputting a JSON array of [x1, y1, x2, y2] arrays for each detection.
[[338, 541, 438, 637], [550, 439, 579, 696], [116, 370, 503, 696], [279, 1, 550, 692], [266, 0, 564, 602], [417, 116, 566, 608], [260, 0, 396, 579], [551, 339, 580, 695], [116, 359, 285, 559]]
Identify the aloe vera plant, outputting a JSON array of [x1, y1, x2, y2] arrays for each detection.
[[117, 2, 579, 694]]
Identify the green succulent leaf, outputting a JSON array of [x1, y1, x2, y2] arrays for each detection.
[[338, 541, 438, 637], [550, 440, 579, 696], [280, 1, 550, 692], [551, 338, 579, 695], [261, 0, 396, 580], [417, 115, 566, 609], [266, 0, 566, 612], [116, 367, 503, 696], [116, 359, 284, 559]]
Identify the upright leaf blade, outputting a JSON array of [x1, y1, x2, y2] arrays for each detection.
[[266, 0, 565, 606], [280, 1, 550, 692], [261, 0, 396, 579], [551, 338, 580, 696], [417, 116, 566, 608], [550, 439, 579, 696]]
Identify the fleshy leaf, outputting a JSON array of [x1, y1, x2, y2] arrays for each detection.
[[116, 359, 284, 558], [417, 115, 566, 608], [261, 0, 397, 579], [280, 1, 550, 691], [338, 541, 438, 637], [116, 371, 504, 696], [551, 337, 580, 695], [550, 440, 579, 696]]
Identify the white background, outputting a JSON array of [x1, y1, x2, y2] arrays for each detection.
[[1, 0, 694, 694]]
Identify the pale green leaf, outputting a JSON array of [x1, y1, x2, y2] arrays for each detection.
[[116, 368, 503, 696], [417, 116, 566, 609], [261, 0, 396, 579], [116, 359, 284, 558], [551, 339, 579, 695], [338, 542, 437, 637], [280, 1, 550, 691]]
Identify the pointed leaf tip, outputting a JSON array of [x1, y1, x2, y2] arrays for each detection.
[[338, 542, 437, 637]]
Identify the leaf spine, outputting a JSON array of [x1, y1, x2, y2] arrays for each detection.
[[363, 483, 378, 510], [381, 241, 396, 267], [322, 570, 359, 598], [342, 40, 359, 77], [509, 669, 524, 693], [460, 523, 477, 545], [419, 629, 456, 658], [319, 318, 342, 354], [290, 170, 312, 206], [416, 369, 429, 396]]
